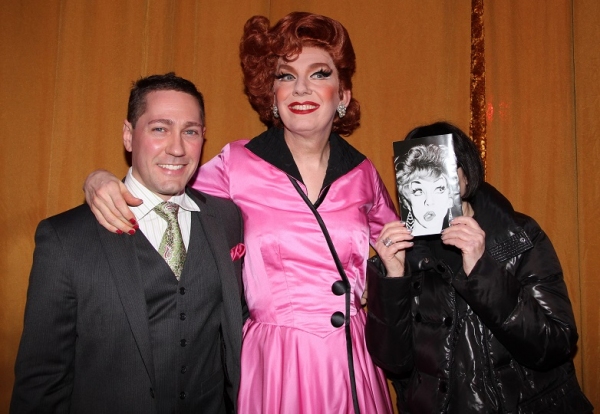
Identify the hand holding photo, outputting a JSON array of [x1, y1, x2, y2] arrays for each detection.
[[393, 134, 462, 236]]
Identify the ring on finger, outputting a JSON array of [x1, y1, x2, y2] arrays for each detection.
[[382, 237, 393, 247]]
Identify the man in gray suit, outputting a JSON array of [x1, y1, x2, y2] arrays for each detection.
[[11, 73, 244, 414]]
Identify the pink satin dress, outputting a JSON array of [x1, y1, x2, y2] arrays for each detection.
[[193, 137, 396, 414]]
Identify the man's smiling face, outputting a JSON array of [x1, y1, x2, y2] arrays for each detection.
[[123, 90, 205, 200]]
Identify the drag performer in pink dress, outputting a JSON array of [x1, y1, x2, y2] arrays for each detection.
[[195, 127, 396, 413]]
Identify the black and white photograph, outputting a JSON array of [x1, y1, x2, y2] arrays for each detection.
[[393, 134, 462, 236]]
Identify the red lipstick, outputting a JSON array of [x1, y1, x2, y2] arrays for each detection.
[[288, 101, 320, 114]]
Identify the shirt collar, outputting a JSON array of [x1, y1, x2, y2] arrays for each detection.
[[124, 168, 200, 221]]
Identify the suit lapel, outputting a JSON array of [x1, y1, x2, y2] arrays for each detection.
[[187, 189, 243, 403], [187, 191, 242, 298], [97, 223, 156, 385]]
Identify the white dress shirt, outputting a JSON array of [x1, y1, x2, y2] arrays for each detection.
[[124, 167, 200, 251]]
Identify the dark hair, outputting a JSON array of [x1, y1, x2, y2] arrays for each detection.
[[239, 12, 359, 135], [404, 122, 484, 200], [127, 72, 205, 128]]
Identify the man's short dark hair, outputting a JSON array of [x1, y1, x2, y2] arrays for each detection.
[[127, 72, 205, 128]]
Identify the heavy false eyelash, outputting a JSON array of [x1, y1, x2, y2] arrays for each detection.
[[315, 69, 333, 77], [274, 69, 333, 80]]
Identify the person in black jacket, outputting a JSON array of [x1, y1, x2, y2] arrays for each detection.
[[366, 121, 593, 414]]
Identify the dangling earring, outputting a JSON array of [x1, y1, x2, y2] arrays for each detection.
[[337, 103, 347, 118], [272, 104, 279, 119], [448, 208, 453, 222], [406, 211, 414, 231]]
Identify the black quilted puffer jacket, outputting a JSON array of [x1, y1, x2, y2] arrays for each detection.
[[366, 183, 593, 414]]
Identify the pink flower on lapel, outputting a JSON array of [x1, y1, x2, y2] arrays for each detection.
[[230, 243, 246, 261]]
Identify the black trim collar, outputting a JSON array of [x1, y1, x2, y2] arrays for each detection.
[[245, 127, 366, 188]]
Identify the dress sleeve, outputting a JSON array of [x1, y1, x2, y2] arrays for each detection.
[[190, 143, 235, 199], [366, 161, 399, 245], [452, 221, 579, 371]]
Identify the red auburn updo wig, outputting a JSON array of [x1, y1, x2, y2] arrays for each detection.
[[239, 12, 360, 136]]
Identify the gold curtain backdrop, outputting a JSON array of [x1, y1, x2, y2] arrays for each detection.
[[1, 1, 598, 411]]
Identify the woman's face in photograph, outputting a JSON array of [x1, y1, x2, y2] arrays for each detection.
[[407, 175, 452, 232]]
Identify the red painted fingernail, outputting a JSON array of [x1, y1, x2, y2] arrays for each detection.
[[128, 229, 136, 235], [116, 229, 123, 235], [129, 218, 137, 225], [133, 223, 139, 230]]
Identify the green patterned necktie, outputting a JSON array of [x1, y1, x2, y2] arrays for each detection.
[[154, 202, 186, 280]]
